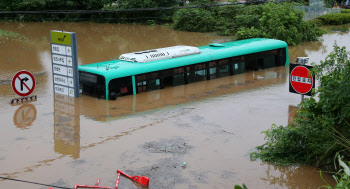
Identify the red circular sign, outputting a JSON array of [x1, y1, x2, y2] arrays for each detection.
[[290, 66, 313, 94], [12, 70, 36, 97]]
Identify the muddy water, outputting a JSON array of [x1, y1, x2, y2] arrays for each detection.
[[0, 21, 348, 189]]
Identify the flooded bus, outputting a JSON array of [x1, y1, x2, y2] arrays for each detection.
[[78, 38, 289, 100]]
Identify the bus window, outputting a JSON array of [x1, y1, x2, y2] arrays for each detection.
[[208, 61, 217, 79], [187, 63, 206, 83], [79, 72, 106, 99], [162, 67, 185, 87], [263, 56, 276, 69], [259, 49, 278, 68], [278, 48, 286, 66], [108, 76, 133, 98], [148, 79, 161, 91], [136, 72, 161, 93], [137, 81, 147, 92], [232, 56, 246, 74], [216, 59, 230, 78]]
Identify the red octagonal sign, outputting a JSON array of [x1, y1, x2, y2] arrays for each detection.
[[12, 70, 36, 97], [289, 63, 315, 96]]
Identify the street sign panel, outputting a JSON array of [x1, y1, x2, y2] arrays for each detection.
[[289, 63, 315, 96], [52, 44, 67, 55], [54, 75, 68, 86], [12, 70, 36, 97], [54, 84, 69, 96], [53, 65, 68, 76], [52, 54, 67, 66], [50, 30, 79, 98]]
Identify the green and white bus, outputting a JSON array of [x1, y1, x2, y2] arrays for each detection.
[[78, 38, 289, 100]]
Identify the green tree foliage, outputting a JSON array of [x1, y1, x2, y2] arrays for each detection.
[[173, 8, 217, 32], [251, 43, 350, 166], [172, 2, 324, 45], [188, 0, 216, 5], [0, 0, 105, 11], [0, 0, 105, 21], [115, 0, 178, 23], [235, 2, 324, 45], [116, 0, 178, 8]]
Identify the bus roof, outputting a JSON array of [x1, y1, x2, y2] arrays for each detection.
[[78, 38, 288, 82]]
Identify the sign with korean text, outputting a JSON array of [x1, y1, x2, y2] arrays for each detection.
[[50, 30, 79, 97], [289, 63, 315, 96]]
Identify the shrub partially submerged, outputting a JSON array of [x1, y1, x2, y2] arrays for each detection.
[[173, 2, 324, 46], [318, 13, 350, 25], [251, 43, 350, 167], [235, 2, 324, 46], [173, 8, 216, 32]]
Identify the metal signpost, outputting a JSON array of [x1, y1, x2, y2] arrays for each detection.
[[50, 30, 80, 158], [289, 57, 315, 101], [50, 30, 79, 97]]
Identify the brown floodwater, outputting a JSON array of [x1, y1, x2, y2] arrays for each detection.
[[0, 21, 348, 189]]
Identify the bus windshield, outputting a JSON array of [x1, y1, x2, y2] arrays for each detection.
[[79, 72, 106, 99]]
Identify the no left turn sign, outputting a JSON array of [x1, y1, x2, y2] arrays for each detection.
[[12, 70, 36, 97]]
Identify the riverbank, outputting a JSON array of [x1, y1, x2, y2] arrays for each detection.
[[0, 1, 342, 46]]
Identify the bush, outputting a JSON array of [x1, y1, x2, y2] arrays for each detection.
[[173, 8, 216, 32], [213, 4, 245, 35], [0, 0, 106, 21], [114, 0, 178, 23], [328, 25, 350, 32], [235, 2, 324, 46], [251, 43, 350, 166], [235, 27, 265, 40], [0, 0, 105, 11], [235, 15, 260, 29], [341, 9, 350, 14], [172, 2, 323, 45], [188, 0, 216, 5], [318, 13, 350, 25], [307, 18, 323, 26]]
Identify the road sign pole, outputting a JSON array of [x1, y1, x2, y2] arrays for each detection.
[[301, 62, 305, 102]]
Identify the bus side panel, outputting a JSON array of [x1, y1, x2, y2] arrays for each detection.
[[132, 76, 136, 95], [285, 47, 289, 66]]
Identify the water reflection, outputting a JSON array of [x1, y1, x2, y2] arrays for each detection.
[[260, 162, 335, 188], [13, 103, 37, 129], [288, 41, 326, 63], [54, 94, 80, 159]]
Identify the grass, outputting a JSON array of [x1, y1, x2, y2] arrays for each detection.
[[328, 25, 350, 32], [0, 29, 20, 38], [0, 29, 26, 41]]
